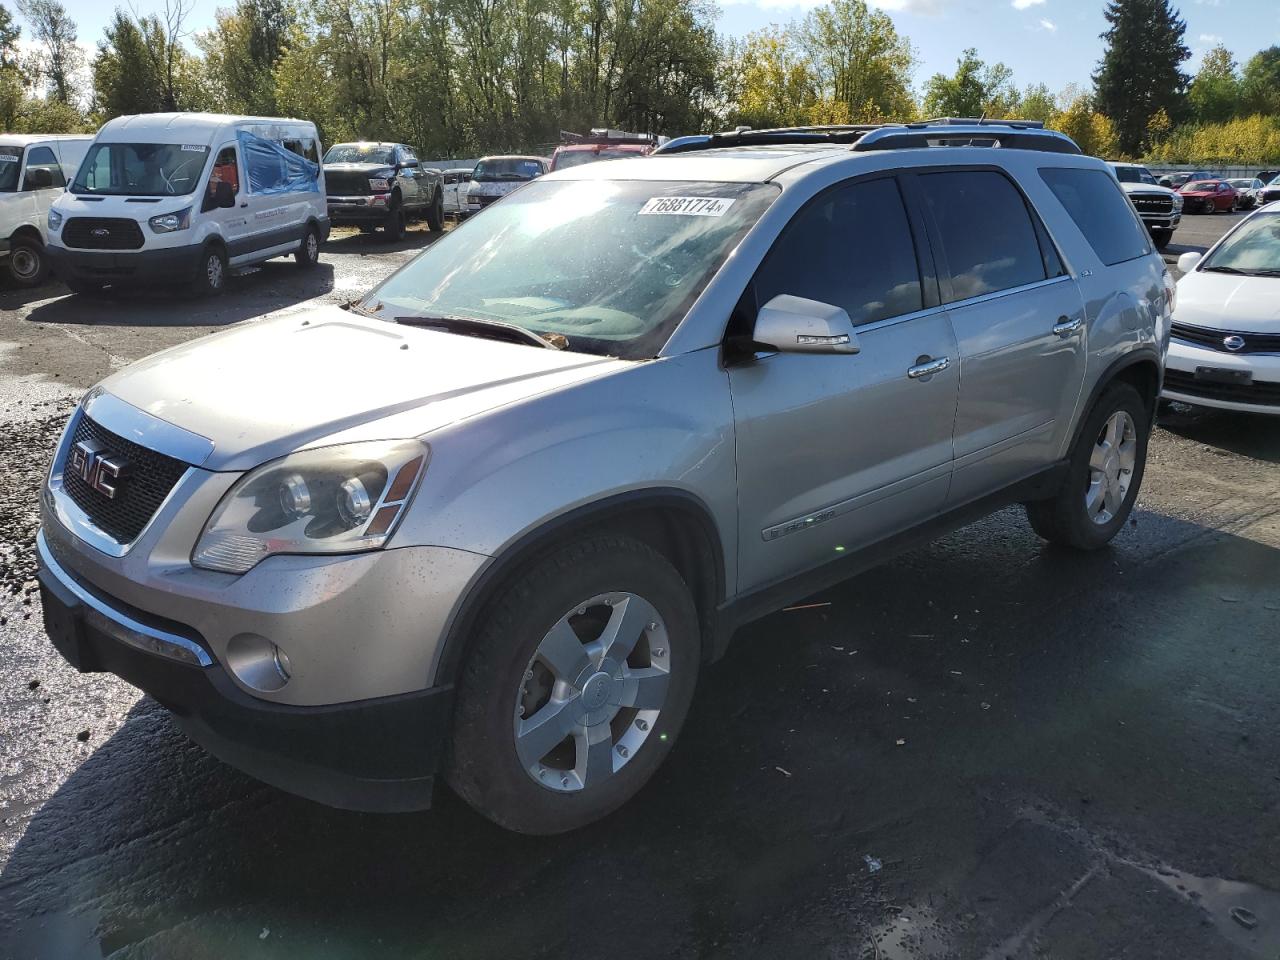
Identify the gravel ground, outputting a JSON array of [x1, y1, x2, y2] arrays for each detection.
[[1, 213, 1277, 960]]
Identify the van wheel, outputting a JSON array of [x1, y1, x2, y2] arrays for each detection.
[[8, 237, 48, 287], [1026, 382, 1149, 550], [447, 536, 700, 834], [191, 244, 228, 297], [294, 226, 320, 268], [1151, 229, 1172, 250], [426, 190, 444, 232], [384, 203, 406, 241]]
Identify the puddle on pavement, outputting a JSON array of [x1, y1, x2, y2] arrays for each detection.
[[871, 906, 953, 960], [1134, 860, 1280, 958]]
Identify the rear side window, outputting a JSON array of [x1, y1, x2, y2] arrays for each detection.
[[1040, 167, 1151, 266], [918, 170, 1047, 301], [755, 177, 923, 326]]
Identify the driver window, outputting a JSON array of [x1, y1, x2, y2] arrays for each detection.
[[203, 145, 240, 212]]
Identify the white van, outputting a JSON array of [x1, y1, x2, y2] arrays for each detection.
[[46, 113, 328, 296], [0, 134, 92, 286]]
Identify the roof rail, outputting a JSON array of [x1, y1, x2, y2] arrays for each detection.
[[653, 118, 1081, 157]]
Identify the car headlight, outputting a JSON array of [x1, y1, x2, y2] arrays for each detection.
[[149, 207, 192, 233], [192, 440, 428, 574], [47, 208, 63, 231], [1171, 194, 1183, 210], [368, 178, 390, 191]]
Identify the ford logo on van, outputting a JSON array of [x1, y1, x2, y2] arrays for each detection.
[[91, 228, 110, 237]]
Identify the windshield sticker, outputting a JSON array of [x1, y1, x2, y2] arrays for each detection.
[[639, 196, 736, 217], [181, 144, 208, 153], [0, 154, 18, 163]]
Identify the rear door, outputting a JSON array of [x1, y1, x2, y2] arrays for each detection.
[[910, 168, 1087, 505], [730, 175, 959, 593]]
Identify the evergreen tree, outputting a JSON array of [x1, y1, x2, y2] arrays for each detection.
[[1093, 0, 1190, 156]]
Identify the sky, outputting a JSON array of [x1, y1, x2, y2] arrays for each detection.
[[15, 0, 1280, 100]]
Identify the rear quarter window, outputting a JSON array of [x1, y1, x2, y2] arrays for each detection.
[[1040, 167, 1151, 266]]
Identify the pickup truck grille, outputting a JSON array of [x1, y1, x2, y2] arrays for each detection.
[[325, 170, 375, 195], [62, 414, 190, 544], [1171, 322, 1280, 355], [1130, 193, 1174, 214], [471, 194, 501, 208], [1164, 369, 1280, 406], [62, 217, 145, 250]]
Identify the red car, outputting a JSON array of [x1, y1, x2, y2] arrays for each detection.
[[1178, 179, 1237, 214]]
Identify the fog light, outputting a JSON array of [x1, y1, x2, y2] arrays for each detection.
[[226, 633, 291, 692]]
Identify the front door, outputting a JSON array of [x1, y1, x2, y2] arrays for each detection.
[[201, 142, 253, 260], [730, 175, 960, 594]]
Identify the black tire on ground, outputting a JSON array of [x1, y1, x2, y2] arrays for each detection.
[[1203, 198, 1217, 215], [447, 535, 701, 835], [1151, 229, 1173, 250], [7, 236, 48, 287], [294, 225, 321, 268], [384, 201, 407, 241], [1026, 381, 1150, 550], [426, 190, 444, 232], [190, 243, 228, 297]]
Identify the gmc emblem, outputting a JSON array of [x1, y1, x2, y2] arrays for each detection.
[[69, 439, 130, 499]]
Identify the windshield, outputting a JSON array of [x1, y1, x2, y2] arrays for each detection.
[[1202, 213, 1280, 275], [553, 148, 642, 171], [473, 158, 544, 181], [1183, 180, 1218, 192], [361, 179, 777, 359], [1228, 180, 1253, 189], [324, 144, 395, 165], [71, 142, 209, 196], [0, 146, 22, 192], [1113, 166, 1155, 184]]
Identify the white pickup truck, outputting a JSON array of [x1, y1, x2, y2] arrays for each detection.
[[1108, 161, 1182, 250], [0, 134, 92, 286]]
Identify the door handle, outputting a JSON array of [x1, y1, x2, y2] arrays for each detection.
[[907, 356, 950, 380], [1052, 316, 1083, 338]]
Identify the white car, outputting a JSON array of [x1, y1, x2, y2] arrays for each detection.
[[1165, 204, 1280, 414], [440, 166, 473, 216], [1227, 178, 1264, 210], [0, 134, 92, 286], [465, 155, 548, 215]]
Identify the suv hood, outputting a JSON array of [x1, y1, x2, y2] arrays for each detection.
[[1176, 272, 1280, 332], [1119, 182, 1177, 197], [98, 307, 627, 471]]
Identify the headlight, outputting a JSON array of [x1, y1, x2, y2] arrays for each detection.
[[47, 208, 63, 231], [192, 440, 428, 574], [149, 207, 192, 233], [368, 178, 390, 191], [1172, 194, 1183, 210]]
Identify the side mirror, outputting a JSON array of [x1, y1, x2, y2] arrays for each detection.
[[215, 180, 236, 209], [752, 294, 860, 355], [1177, 252, 1202, 273]]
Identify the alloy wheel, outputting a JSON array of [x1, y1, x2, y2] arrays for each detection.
[[306, 231, 319, 261], [206, 253, 224, 289], [1086, 410, 1137, 525], [514, 592, 670, 793]]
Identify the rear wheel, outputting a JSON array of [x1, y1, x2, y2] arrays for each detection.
[[447, 536, 700, 834], [426, 190, 444, 232], [7, 236, 48, 287], [1026, 382, 1149, 550], [1151, 228, 1173, 250]]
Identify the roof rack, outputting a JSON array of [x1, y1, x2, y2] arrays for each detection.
[[653, 118, 1081, 157]]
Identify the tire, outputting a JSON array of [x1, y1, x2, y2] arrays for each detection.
[[7, 236, 48, 287], [384, 200, 406, 241], [447, 536, 701, 834], [1151, 229, 1173, 250], [294, 225, 320, 269], [190, 244, 228, 297], [1026, 382, 1149, 550], [426, 190, 444, 232], [1202, 198, 1216, 215]]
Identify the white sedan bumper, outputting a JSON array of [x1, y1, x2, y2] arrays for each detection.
[[1163, 338, 1280, 414]]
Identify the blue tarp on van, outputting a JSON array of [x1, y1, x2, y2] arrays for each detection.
[[237, 130, 319, 196]]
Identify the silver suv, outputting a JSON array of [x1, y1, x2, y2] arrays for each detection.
[[37, 120, 1172, 834]]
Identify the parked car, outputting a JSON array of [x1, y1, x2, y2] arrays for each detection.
[[1227, 178, 1264, 210], [1259, 176, 1280, 206], [1108, 161, 1182, 249], [1178, 179, 1236, 214], [465, 155, 548, 215], [550, 130, 659, 172], [0, 134, 92, 287], [1165, 207, 1280, 413], [324, 141, 444, 240], [1256, 170, 1280, 186], [36, 121, 1169, 834], [440, 166, 474, 216], [46, 113, 327, 297]]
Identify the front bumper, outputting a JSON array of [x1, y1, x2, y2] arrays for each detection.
[[327, 196, 392, 223], [37, 528, 458, 811], [46, 242, 204, 285], [1140, 213, 1181, 231], [1163, 339, 1280, 413]]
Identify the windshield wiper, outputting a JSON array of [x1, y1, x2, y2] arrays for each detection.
[[1203, 265, 1246, 274], [394, 314, 564, 349]]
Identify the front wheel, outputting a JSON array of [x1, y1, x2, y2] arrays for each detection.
[[426, 190, 445, 232], [383, 202, 406, 241], [1202, 198, 1217, 215], [294, 225, 320, 268], [1026, 382, 1149, 550], [1151, 228, 1173, 250], [447, 536, 700, 834], [190, 244, 228, 297], [7, 237, 48, 287]]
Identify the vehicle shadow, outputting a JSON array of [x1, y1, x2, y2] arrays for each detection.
[[1159, 403, 1280, 465], [3, 508, 1277, 958], [324, 223, 449, 255], [15, 261, 337, 329]]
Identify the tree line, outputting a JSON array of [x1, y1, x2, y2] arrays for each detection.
[[3, 0, 1280, 163]]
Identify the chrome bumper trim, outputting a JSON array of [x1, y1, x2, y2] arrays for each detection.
[[37, 529, 214, 667]]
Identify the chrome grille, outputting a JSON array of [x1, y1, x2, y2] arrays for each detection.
[[1171, 322, 1280, 355], [1130, 193, 1174, 214]]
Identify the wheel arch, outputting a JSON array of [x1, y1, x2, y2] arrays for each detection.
[[432, 488, 726, 688], [1071, 350, 1162, 451], [10, 223, 43, 246]]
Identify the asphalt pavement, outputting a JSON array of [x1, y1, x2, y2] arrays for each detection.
[[1, 212, 1278, 959]]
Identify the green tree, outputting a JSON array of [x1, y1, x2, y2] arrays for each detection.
[[17, 0, 81, 104], [1188, 44, 1239, 124], [1093, 0, 1190, 156], [1049, 93, 1118, 158], [721, 27, 818, 129], [198, 0, 295, 115], [0, 2, 22, 129], [1018, 82, 1055, 124], [921, 48, 1018, 119], [1240, 46, 1280, 117], [93, 4, 207, 118], [798, 0, 915, 122]]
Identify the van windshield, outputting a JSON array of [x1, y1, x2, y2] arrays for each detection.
[[71, 142, 210, 196], [0, 147, 22, 192]]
